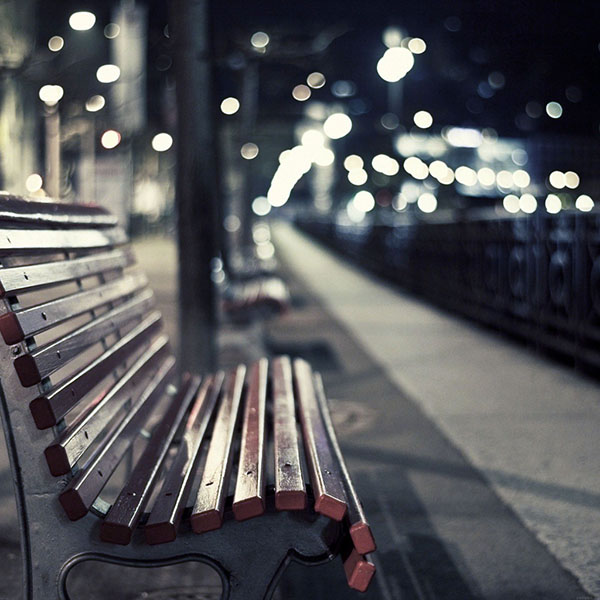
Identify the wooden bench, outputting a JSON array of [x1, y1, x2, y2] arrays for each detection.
[[222, 275, 290, 323], [0, 195, 376, 599]]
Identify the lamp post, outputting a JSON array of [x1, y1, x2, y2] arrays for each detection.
[[39, 85, 64, 199]]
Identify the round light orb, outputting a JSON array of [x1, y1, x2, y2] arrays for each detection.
[[408, 37, 426, 54], [314, 148, 335, 167], [251, 31, 270, 49], [392, 194, 408, 211], [307, 72, 326, 89], [353, 191, 375, 212], [101, 130, 121, 149], [301, 129, 325, 149], [382, 27, 403, 48], [39, 84, 64, 106], [104, 23, 120, 39], [96, 64, 121, 83], [545, 194, 562, 214], [455, 166, 477, 186], [477, 167, 496, 187], [48, 36, 64, 52], [252, 196, 271, 216], [69, 11, 96, 31], [292, 84, 311, 102], [512, 169, 530, 188], [151, 132, 173, 152], [503, 194, 520, 214], [241, 142, 259, 160], [546, 101, 563, 119], [85, 94, 105, 112], [224, 215, 241, 233], [220, 97, 240, 115], [413, 110, 433, 129], [348, 169, 368, 186], [380, 112, 399, 130], [549, 170, 565, 189], [496, 170, 514, 188], [344, 155, 364, 171], [323, 113, 352, 139], [564, 171, 580, 189], [417, 193, 437, 213], [25, 174, 43, 193], [377, 47, 414, 82], [519, 193, 537, 214], [575, 194, 594, 212]]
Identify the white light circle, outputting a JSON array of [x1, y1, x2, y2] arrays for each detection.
[[25, 173, 43, 193], [251, 32, 270, 48], [344, 155, 363, 171], [413, 110, 433, 129], [104, 23, 120, 39], [513, 169, 531, 188], [152, 133, 173, 152], [314, 148, 335, 167], [292, 85, 311, 102], [503, 194, 520, 213], [377, 47, 414, 82], [241, 143, 259, 160], [252, 196, 271, 216], [69, 11, 96, 31], [39, 84, 64, 106], [477, 167, 496, 187], [564, 171, 580, 189], [220, 97, 240, 115], [348, 169, 368, 186], [101, 130, 121, 149], [323, 113, 352, 139], [307, 72, 326, 89], [546, 101, 563, 119], [85, 94, 105, 112], [545, 194, 562, 214], [549, 170, 565, 189], [96, 64, 121, 83], [408, 37, 427, 54], [519, 193, 537, 214], [417, 193, 437, 213], [575, 194, 594, 212], [48, 36, 64, 52], [353, 191, 375, 212]]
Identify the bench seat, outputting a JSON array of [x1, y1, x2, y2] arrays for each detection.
[[0, 195, 375, 599]]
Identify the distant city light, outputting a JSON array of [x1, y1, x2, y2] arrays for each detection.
[[564, 171, 580, 189], [292, 84, 311, 102], [353, 191, 375, 212], [85, 94, 105, 112], [344, 155, 364, 171], [549, 170, 566, 189], [519, 193, 537, 214], [408, 37, 426, 54], [96, 64, 120, 83], [380, 113, 399, 130], [497, 170, 514, 188], [69, 11, 96, 31], [455, 166, 477, 186], [314, 148, 335, 167], [252, 196, 271, 216], [101, 130, 121, 149], [511, 148, 528, 166], [224, 215, 241, 233], [372, 154, 399, 176], [377, 47, 414, 82], [546, 101, 563, 119], [417, 193, 437, 213], [307, 72, 326, 89], [545, 194, 562, 214], [241, 142, 259, 159], [503, 194, 520, 213], [477, 167, 496, 187], [392, 194, 408, 211], [575, 194, 594, 212], [404, 156, 429, 180], [513, 169, 531, 188], [323, 113, 352, 139], [25, 174, 43, 193], [38, 85, 64, 106], [301, 129, 325, 149], [220, 97, 240, 115], [151, 133, 173, 152], [382, 27, 403, 48], [446, 127, 482, 148], [250, 31, 270, 49], [413, 110, 433, 129], [48, 36, 64, 52], [104, 23, 120, 39], [348, 169, 368, 186]]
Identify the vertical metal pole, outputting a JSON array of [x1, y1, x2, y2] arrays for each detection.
[[45, 106, 61, 199], [81, 117, 96, 205], [170, 0, 219, 372]]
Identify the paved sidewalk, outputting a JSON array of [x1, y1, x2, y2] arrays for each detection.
[[273, 221, 600, 598]]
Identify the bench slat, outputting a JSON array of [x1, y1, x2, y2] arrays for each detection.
[[0, 194, 118, 226], [343, 548, 376, 593], [14, 289, 155, 386], [313, 373, 376, 554], [30, 311, 163, 429], [272, 356, 306, 511], [0, 271, 148, 344], [190, 365, 246, 533], [293, 358, 348, 521], [100, 375, 202, 544], [44, 335, 170, 475], [145, 372, 224, 544], [0, 226, 126, 254], [0, 248, 133, 297], [59, 356, 176, 521], [232, 358, 268, 521]]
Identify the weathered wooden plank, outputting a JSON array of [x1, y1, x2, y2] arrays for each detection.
[[343, 548, 376, 593], [0, 248, 133, 297], [313, 373, 376, 554], [233, 358, 268, 521], [145, 372, 224, 544], [44, 335, 170, 475], [100, 375, 201, 544], [190, 365, 246, 533], [58, 356, 176, 521], [14, 289, 155, 386], [0, 271, 147, 344], [272, 355, 306, 511], [294, 358, 347, 521]]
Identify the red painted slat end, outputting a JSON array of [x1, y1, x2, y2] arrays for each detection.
[[14, 354, 41, 387], [343, 548, 376, 593], [232, 496, 265, 521], [0, 312, 24, 344], [30, 396, 56, 429], [315, 493, 347, 521], [44, 444, 71, 476], [100, 521, 132, 545], [58, 488, 88, 521], [350, 521, 377, 555], [145, 522, 177, 545], [275, 489, 307, 511], [190, 509, 222, 534]]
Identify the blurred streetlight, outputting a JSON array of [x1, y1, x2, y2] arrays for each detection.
[[101, 130, 121, 149], [377, 47, 414, 82], [96, 64, 121, 83], [151, 132, 173, 152], [323, 113, 352, 139], [69, 11, 96, 31]]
